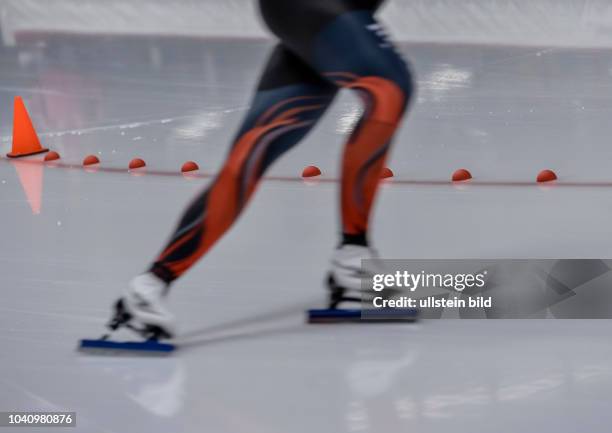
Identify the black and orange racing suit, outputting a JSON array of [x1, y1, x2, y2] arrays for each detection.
[[150, 0, 414, 283]]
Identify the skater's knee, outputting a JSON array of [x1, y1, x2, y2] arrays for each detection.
[[349, 65, 413, 125]]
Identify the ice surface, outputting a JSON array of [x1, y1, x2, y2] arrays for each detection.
[[1, 37, 612, 432]]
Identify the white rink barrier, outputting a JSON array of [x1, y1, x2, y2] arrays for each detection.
[[3, 0, 612, 48]]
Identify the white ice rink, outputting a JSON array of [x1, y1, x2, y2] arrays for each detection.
[[2, 1, 612, 432]]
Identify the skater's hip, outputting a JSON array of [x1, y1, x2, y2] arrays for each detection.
[[258, 0, 384, 47]]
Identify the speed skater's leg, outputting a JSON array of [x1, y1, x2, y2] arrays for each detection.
[[149, 45, 338, 284], [106, 45, 338, 338], [312, 13, 414, 245], [260, 1, 414, 301], [319, 13, 414, 300]]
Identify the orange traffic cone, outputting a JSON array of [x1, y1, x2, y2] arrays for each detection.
[[7, 97, 48, 158]]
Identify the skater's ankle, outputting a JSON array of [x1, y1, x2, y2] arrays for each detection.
[[149, 263, 175, 285], [131, 272, 171, 297], [340, 232, 369, 248]]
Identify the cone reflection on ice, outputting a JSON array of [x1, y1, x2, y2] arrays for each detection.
[[11, 160, 43, 215], [7, 97, 49, 158]]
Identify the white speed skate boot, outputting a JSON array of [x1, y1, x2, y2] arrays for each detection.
[[107, 273, 177, 340], [327, 245, 393, 309]]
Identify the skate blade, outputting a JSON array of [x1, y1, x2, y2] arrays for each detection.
[[78, 339, 176, 356], [307, 308, 419, 324]]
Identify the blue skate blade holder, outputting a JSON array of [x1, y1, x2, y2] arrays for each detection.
[[78, 339, 176, 355], [307, 308, 419, 323]]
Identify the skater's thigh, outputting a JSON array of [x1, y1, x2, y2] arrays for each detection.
[[229, 43, 338, 174], [310, 10, 413, 91], [257, 44, 336, 93], [259, 1, 413, 109], [237, 43, 338, 135]]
